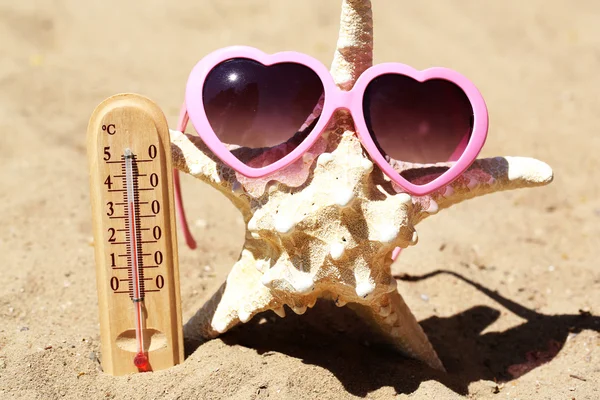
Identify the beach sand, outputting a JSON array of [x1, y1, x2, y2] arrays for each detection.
[[0, 0, 599, 398]]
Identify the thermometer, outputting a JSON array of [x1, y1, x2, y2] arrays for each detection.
[[87, 94, 183, 375]]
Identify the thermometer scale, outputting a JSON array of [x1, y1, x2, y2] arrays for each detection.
[[87, 94, 183, 375]]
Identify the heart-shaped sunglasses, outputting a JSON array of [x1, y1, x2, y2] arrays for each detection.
[[180, 46, 488, 193], [175, 46, 488, 247]]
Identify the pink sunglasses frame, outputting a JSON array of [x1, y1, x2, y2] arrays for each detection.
[[184, 46, 488, 196]]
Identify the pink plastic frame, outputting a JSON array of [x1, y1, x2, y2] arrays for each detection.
[[184, 46, 488, 196]]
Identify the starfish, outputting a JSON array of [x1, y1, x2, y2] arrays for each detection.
[[170, 0, 553, 371]]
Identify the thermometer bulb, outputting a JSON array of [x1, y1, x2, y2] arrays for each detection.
[[134, 352, 150, 372]]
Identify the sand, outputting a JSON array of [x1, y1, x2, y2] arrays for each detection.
[[0, 0, 599, 398]]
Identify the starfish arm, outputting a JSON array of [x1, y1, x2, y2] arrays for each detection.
[[170, 130, 252, 214], [330, 0, 373, 88], [183, 247, 282, 341], [412, 156, 553, 222], [351, 291, 444, 371]]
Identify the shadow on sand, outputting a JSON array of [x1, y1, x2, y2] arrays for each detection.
[[186, 270, 599, 396]]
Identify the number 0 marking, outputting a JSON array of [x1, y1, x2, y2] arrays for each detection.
[[110, 277, 119, 291], [156, 275, 164, 289], [154, 251, 163, 265], [148, 145, 157, 159], [150, 173, 159, 187], [151, 200, 160, 214]]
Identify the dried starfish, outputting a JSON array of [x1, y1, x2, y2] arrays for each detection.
[[170, 0, 553, 371]]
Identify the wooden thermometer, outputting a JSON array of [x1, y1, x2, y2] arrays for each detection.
[[87, 94, 183, 375]]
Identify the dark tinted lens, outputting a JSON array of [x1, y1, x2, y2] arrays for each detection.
[[397, 165, 450, 186], [363, 75, 474, 170], [202, 58, 324, 165]]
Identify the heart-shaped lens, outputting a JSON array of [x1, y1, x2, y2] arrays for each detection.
[[363, 74, 474, 182], [202, 58, 324, 166]]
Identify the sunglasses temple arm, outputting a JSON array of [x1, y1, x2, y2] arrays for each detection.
[[173, 104, 197, 250], [391, 247, 402, 261]]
